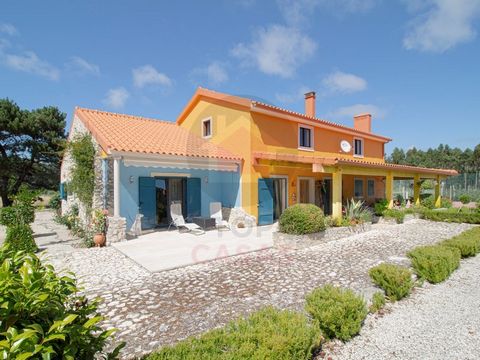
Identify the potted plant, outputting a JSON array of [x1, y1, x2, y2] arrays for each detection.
[[91, 209, 108, 247]]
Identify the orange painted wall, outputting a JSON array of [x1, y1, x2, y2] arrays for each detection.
[[250, 113, 385, 162]]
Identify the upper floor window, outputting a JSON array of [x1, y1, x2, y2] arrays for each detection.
[[202, 118, 212, 138], [298, 125, 313, 150], [354, 138, 364, 157]]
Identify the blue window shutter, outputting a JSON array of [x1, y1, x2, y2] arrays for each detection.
[[59, 183, 66, 200], [186, 178, 201, 218]]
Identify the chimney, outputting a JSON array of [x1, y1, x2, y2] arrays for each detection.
[[304, 91, 316, 117], [353, 113, 372, 133]]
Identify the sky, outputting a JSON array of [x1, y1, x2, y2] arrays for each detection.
[[1, 0, 479, 154]]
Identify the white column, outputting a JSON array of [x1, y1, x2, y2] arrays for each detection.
[[113, 156, 121, 217]]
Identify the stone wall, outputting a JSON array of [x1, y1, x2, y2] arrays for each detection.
[[273, 223, 372, 250], [107, 216, 126, 244], [61, 115, 112, 220]]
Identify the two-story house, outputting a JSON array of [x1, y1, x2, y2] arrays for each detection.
[[61, 88, 457, 238]]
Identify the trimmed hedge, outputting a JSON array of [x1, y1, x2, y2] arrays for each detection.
[[407, 245, 461, 283], [305, 285, 367, 341], [369, 263, 413, 301], [422, 209, 480, 224], [145, 307, 321, 360], [279, 204, 325, 235], [441, 227, 480, 258], [5, 224, 37, 253]]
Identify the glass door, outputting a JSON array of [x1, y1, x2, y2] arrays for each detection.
[[155, 179, 168, 226]]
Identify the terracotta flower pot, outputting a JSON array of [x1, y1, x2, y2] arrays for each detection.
[[93, 233, 106, 247]]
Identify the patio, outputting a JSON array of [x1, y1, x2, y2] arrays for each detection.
[[112, 226, 275, 272]]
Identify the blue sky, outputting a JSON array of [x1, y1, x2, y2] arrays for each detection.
[[1, 0, 479, 153]]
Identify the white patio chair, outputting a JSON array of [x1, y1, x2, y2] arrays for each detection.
[[210, 202, 230, 230], [168, 203, 205, 235]]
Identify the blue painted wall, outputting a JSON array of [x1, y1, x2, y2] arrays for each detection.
[[119, 162, 241, 229]]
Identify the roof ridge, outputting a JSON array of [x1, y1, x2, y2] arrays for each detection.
[[75, 106, 174, 125]]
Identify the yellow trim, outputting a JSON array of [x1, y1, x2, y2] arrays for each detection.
[[385, 172, 394, 209], [332, 170, 342, 219]]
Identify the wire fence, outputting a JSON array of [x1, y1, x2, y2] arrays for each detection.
[[393, 173, 480, 202]]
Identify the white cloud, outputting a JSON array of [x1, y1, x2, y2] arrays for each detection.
[[132, 65, 172, 88], [66, 56, 100, 75], [205, 61, 229, 85], [328, 104, 386, 119], [231, 24, 317, 78], [322, 71, 367, 94], [0, 23, 18, 36], [403, 0, 480, 53], [4, 51, 60, 80], [277, 0, 378, 25], [103, 87, 129, 109]]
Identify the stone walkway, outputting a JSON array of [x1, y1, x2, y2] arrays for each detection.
[[8, 211, 473, 359]]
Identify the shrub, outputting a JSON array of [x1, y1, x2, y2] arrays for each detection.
[[421, 195, 435, 209], [422, 209, 480, 224], [48, 192, 62, 210], [344, 198, 372, 225], [305, 285, 367, 341], [369, 291, 386, 313], [441, 228, 480, 258], [407, 245, 461, 284], [279, 204, 325, 235], [146, 307, 321, 360], [441, 198, 452, 208], [382, 209, 405, 224], [369, 263, 413, 301], [5, 224, 37, 252], [374, 199, 389, 216], [459, 194, 471, 204], [0, 244, 123, 359]]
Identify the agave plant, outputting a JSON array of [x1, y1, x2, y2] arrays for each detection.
[[344, 198, 372, 225]]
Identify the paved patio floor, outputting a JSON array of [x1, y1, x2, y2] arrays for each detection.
[[113, 226, 275, 272]]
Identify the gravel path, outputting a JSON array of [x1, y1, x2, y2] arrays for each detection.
[[28, 211, 475, 359], [326, 255, 480, 360]]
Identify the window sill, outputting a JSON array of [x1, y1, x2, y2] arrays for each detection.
[[353, 154, 364, 158], [298, 147, 314, 152], [203, 135, 212, 139]]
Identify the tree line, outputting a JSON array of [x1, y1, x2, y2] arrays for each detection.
[[387, 144, 480, 173]]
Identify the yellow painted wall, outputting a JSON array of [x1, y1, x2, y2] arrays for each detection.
[[177, 100, 257, 215]]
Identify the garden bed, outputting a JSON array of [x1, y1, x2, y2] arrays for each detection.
[[273, 223, 372, 250]]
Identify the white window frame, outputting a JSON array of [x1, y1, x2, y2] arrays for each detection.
[[367, 178, 375, 198], [297, 177, 315, 204], [298, 124, 314, 151], [354, 178, 364, 198], [353, 137, 364, 158], [201, 117, 212, 139]]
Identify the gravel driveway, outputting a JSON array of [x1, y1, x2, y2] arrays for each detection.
[[30, 211, 475, 358], [326, 255, 480, 360]]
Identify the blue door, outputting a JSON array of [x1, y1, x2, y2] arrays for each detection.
[[139, 177, 156, 229], [258, 178, 274, 225], [186, 178, 201, 218]]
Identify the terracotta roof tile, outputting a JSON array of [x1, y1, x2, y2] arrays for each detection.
[[74, 107, 241, 161]]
